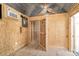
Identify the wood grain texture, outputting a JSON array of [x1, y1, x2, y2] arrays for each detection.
[[0, 4, 28, 55], [47, 14, 69, 49], [0, 20, 6, 53], [30, 15, 45, 21], [40, 19, 46, 50], [0, 19, 28, 55], [29, 13, 69, 50], [68, 4, 79, 16]]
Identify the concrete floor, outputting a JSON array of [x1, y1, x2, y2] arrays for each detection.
[[10, 44, 75, 56]]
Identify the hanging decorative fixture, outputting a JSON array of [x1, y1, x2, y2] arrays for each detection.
[[38, 3, 57, 15]]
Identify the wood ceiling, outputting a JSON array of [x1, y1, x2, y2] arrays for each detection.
[[6, 3, 75, 16]]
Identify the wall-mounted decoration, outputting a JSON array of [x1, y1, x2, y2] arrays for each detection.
[[7, 7, 17, 18], [21, 15, 28, 27]]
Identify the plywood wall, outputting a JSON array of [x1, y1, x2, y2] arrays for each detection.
[[0, 20, 6, 54], [29, 13, 70, 50], [0, 18, 28, 55], [47, 14, 69, 49]]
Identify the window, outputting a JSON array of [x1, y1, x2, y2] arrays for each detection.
[[7, 8, 17, 18]]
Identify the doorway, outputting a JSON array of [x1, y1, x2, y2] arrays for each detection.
[[31, 21, 40, 49], [31, 19, 46, 50], [71, 12, 79, 55]]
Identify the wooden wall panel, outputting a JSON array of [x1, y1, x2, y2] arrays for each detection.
[[47, 14, 69, 49], [20, 27, 28, 47], [0, 20, 6, 54], [47, 17, 56, 48], [6, 19, 21, 51], [30, 16, 45, 21], [6, 19, 28, 54], [0, 19, 28, 55], [0, 4, 28, 55]]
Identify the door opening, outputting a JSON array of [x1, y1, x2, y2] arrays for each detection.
[[31, 21, 40, 49], [30, 19, 46, 50], [71, 12, 79, 55]]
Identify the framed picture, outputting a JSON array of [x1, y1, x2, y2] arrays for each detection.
[[21, 15, 28, 27]]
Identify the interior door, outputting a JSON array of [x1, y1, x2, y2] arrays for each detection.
[[47, 14, 68, 48], [55, 18, 68, 48], [40, 19, 46, 50]]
